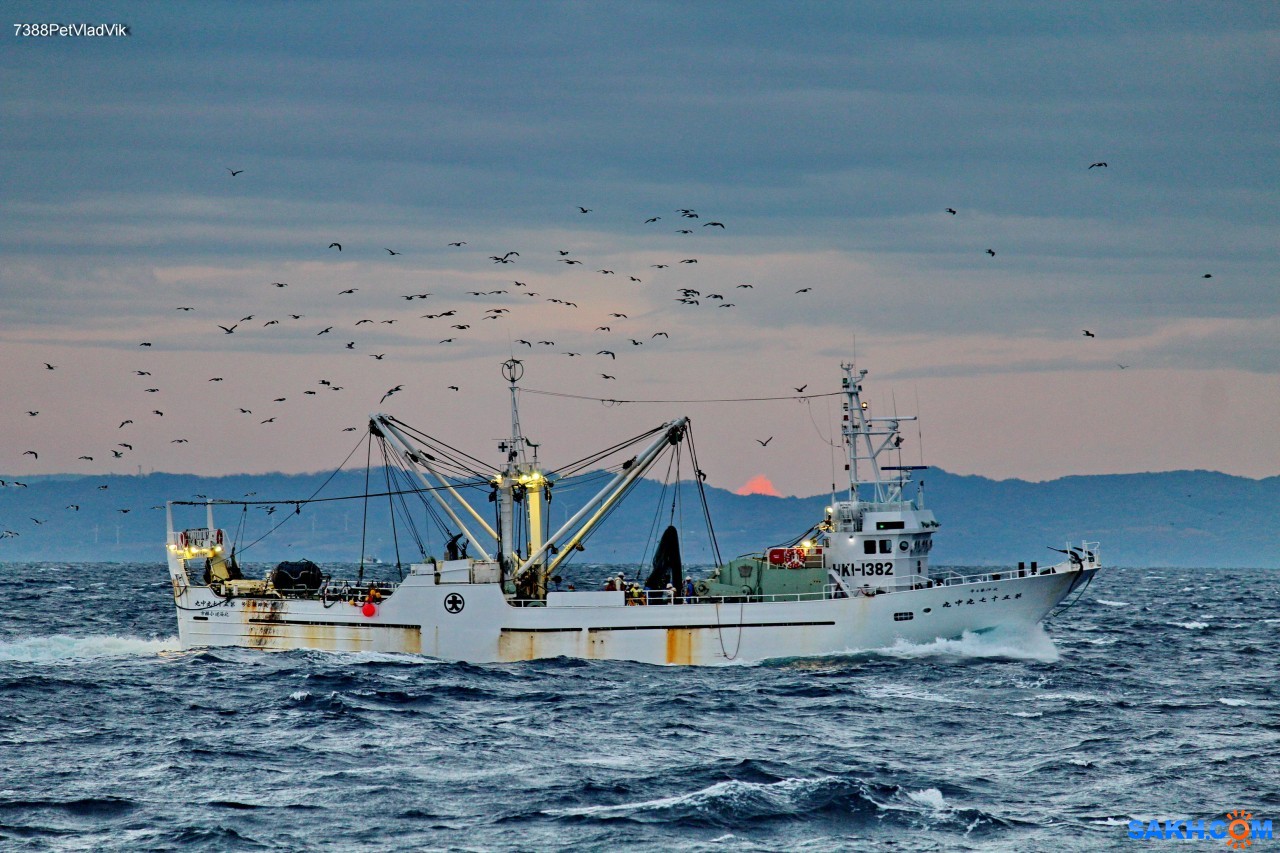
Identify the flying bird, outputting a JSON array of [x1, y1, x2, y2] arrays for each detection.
[[139, 342, 151, 346], [559, 259, 583, 264], [598, 350, 616, 358], [795, 288, 812, 293], [986, 249, 996, 257], [448, 241, 466, 247], [578, 207, 592, 213], [1082, 330, 1095, 337], [385, 248, 401, 255], [370, 353, 385, 360], [679, 258, 698, 264], [652, 332, 669, 338], [756, 437, 773, 447], [22, 450, 37, 459], [218, 324, 237, 334], [609, 313, 628, 318], [227, 168, 243, 176], [260, 418, 276, 424], [339, 288, 357, 294], [328, 243, 342, 250], [515, 340, 532, 347], [177, 306, 194, 311], [1202, 274, 1212, 279], [945, 208, 957, 215], [44, 362, 57, 370], [601, 374, 616, 380], [794, 385, 808, 393], [645, 217, 660, 223], [381, 385, 404, 403], [736, 284, 754, 288], [703, 222, 725, 228], [1088, 162, 1108, 169], [447, 385, 459, 391], [26, 411, 38, 416], [317, 327, 333, 335], [651, 264, 669, 269], [119, 420, 133, 428]]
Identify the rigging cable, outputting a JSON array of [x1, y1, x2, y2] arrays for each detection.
[[231, 431, 369, 557], [686, 425, 722, 567], [359, 433, 373, 585], [522, 388, 843, 405]]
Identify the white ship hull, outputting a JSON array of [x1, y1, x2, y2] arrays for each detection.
[[172, 565, 1096, 665]]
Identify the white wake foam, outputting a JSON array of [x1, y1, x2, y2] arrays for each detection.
[[0, 634, 179, 662], [877, 624, 1061, 663]]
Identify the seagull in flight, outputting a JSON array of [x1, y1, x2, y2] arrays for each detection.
[[1088, 162, 1108, 169], [794, 385, 808, 393], [381, 385, 404, 403], [945, 208, 957, 215], [986, 249, 996, 257], [579, 207, 592, 213], [598, 350, 616, 359], [44, 363, 56, 370], [756, 437, 773, 447], [227, 168, 243, 176], [1082, 330, 1095, 337], [448, 241, 466, 247], [795, 288, 812, 294], [328, 243, 342, 250], [218, 324, 238, 334], [385, 248, 401, 255]]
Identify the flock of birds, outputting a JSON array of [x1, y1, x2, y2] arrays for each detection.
[[5, 191, 827, 538], [3, 161, 1216, 540]]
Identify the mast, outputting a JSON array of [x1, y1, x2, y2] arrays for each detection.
[[840, 363, 917, 506], [494, 359, 545, 580]]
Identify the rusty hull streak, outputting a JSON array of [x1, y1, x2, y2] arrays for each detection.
[[242, 598, 286, 650], [665, 628, 695, 665]]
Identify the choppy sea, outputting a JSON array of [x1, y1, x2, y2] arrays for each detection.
[[0, 563, 1276, 851]]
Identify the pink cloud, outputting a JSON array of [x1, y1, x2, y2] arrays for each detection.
[[736, 474, 782, 497]]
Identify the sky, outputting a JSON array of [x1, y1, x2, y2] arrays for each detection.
[[3, 1, 1278, 498]]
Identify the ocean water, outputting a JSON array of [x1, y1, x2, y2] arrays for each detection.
[[0, 563, 1276, 851]]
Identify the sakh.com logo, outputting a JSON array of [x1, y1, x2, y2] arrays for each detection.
[[1128, 810, 1272, 846]]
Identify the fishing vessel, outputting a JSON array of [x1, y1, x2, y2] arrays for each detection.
[[166, 360, 1101, 665]]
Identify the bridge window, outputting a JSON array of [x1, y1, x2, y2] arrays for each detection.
[[893, 611, 914, 622], [879, 539, 892, 554], [863, 539, 877, 555]]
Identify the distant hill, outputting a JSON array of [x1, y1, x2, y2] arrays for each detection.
[[0, 468, 1276, 568]]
